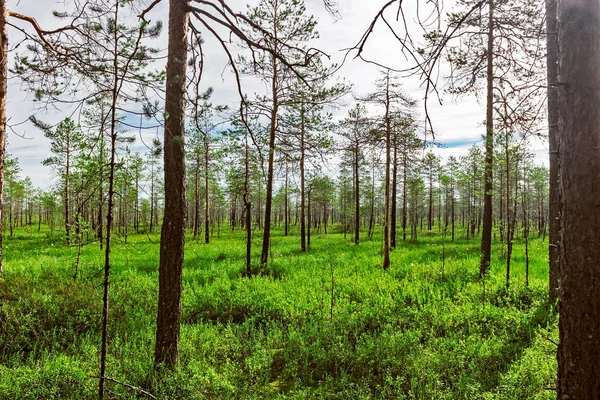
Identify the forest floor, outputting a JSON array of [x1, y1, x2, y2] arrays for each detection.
[[0, 224, 557, 399]]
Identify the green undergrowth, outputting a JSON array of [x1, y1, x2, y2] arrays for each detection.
[[0, 225, 557, 399]]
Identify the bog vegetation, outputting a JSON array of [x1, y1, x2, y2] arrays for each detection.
[[1, 224, 556, 399]]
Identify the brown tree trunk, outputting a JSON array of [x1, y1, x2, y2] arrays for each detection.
[[556, 0, 600, 396], [98, 4, 122, 395], [307, 187, 311, 250], [300, 107, 306, 252], [402, 154, 407, 241], [194, 156, 200, 238], [261, 55, 278, 265], [244, 134, 252, 274], [65, 144, 70, 244], [479, 0, 494, 277], [383, 74, 391, 270], [284, 161, 289, 236], [204, 133, 210, 244], [99, 3, 123, 394], [451, 178, 455, 242], [368, 159, 375, 239], [155, 0, 188, 369], [391, 133, 397, 248], [149, 170, 155, 234], [428, 169, 433, 231], [354, 143, 360, 244]]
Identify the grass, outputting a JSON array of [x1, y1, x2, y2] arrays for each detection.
[[0, 223, 557, 399]]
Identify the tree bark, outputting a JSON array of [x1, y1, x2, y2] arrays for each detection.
[[193, 155, 200, 238], [65, 137, 71, 244], [244, 134, 252, 274], [479, 0, 494, 277], [261, 54, 278, 265], [402, 154, 407, 241], [354, 143, 360, 244], [155, 0, 188, 369], [556, 0, 600, 396], [368, 159, 375, 239], [383, 74, 391, 270], [391, 133, 397, 248], [307, 187, 311, 250], [204, 132, 210, 244], [284, 161, 289, 236], [300, 105, 307, 252], [99, 3, 123, 395]]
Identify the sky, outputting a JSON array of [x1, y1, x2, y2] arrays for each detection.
[[6, 0, 549, 189]]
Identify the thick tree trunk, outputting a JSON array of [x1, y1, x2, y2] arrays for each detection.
[[556, 0, 600, 396], [479, 0, 494, 277], [155, 0, 188, 369], [547, 0, 559, 303]]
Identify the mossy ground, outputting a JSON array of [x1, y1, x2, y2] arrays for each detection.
[[0, 224, 557, 399]]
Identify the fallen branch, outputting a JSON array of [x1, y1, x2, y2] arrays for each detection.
[[90, 376, 156, 399]]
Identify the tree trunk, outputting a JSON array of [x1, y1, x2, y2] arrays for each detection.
[[261, 56, 278, 265], [300, 106, 306, 252], [391, 134, 397, 248], [134, 175, 139, 232], [402, 154, 407, 241], [451, 178, 455, 242], [149, 163, 155, 234], [383, 74, 391, 270], [65, 147, 70, 244], [204, 134, 210, 244], [428, 169, 433, 231], [98, 4, 122, 395], [284, 161, 289, 236], [556, 0, 600, 396], [194, 157, 200, 238], [155, 0, 188, 369], [479, 0, 494, 277], [307, 187, 311, 250], [354, 143, 360, 244], [368, 159, 375, 239], [244, 134, 252, 274]]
